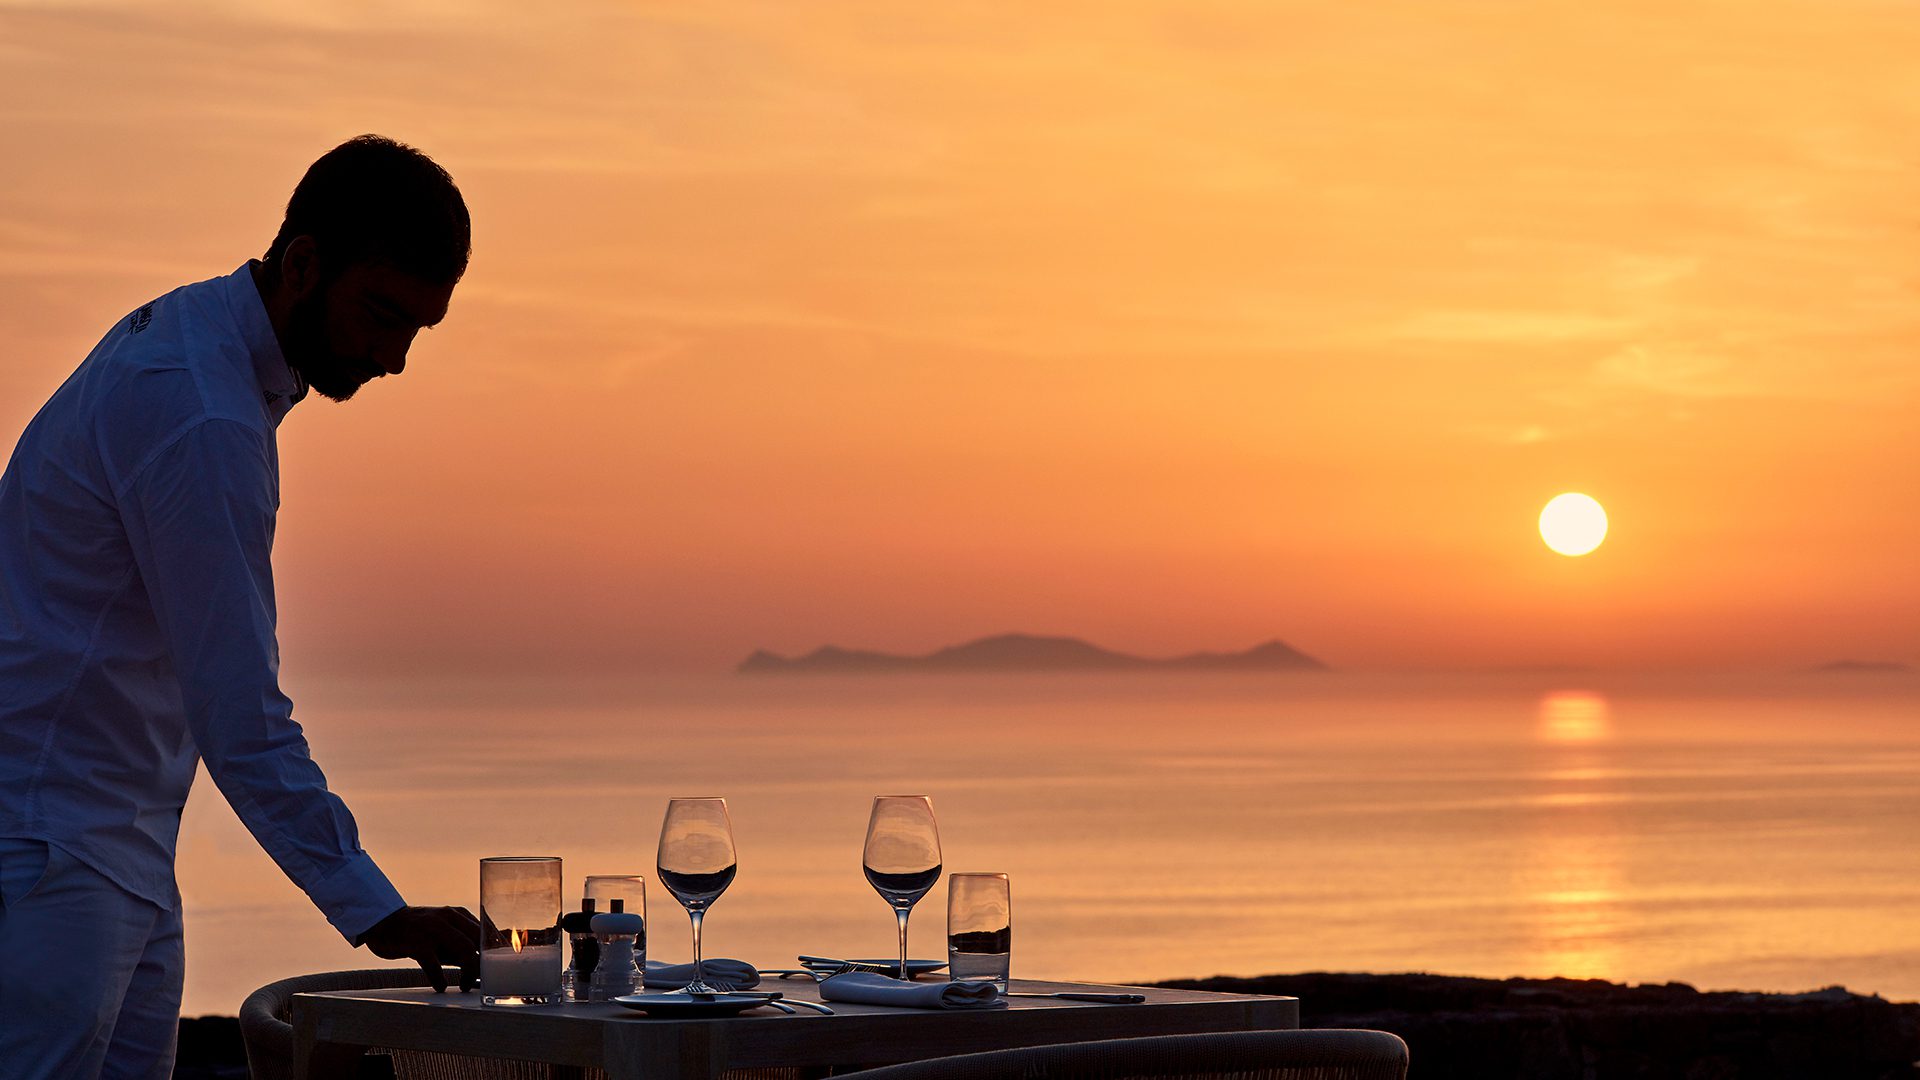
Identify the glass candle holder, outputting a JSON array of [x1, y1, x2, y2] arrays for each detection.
[[585, 874, 646, 916], [947, 872, 1011, 991], [480, 856, 563, 1005]]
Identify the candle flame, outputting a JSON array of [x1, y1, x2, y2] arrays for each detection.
[[510, 928, 523, 953]]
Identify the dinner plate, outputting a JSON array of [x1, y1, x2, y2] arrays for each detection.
[[612, 993, 779, 1018]]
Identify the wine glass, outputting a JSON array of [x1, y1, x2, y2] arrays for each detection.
[[656, 797, 738, 994], [862, 795, 942, 980]]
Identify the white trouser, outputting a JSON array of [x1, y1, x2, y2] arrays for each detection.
[[0, 837, 183, 1080]]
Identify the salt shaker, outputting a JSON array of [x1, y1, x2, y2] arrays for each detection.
[[588, 900, 645, 1001]]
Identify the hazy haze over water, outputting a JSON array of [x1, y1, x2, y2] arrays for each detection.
[[174, 672, 1920, 1015]]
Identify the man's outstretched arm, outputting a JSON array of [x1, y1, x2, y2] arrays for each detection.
[[120, 416, 477, 990]]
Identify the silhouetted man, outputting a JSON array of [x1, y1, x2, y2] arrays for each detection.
[[0, 135, 481, 1080]]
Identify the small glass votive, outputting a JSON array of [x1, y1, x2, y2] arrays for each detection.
[[480, 856, 563, 1006], [585, 874, 645, 917], [947, 872, 1011, 991]]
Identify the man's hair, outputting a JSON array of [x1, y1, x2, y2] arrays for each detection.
[[264, 134, 471, 284]]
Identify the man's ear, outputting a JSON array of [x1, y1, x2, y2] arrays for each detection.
[[279, 235, 322, 301]]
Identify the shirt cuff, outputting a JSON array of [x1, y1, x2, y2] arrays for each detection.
[[307, 851, 408, 944]]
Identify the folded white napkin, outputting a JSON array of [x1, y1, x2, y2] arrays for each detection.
[[819, 972, 1005, 1010], [644, 958, 761, 989]]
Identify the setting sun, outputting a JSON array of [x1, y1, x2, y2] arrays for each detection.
[[1540, 494, 1608, 557]]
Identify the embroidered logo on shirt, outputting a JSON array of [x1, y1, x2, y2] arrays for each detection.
[[129, 304, 153, 334]]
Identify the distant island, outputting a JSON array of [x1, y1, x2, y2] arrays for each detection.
[[737, 632, 1329, 674], [1812, 660, 1913, 674]]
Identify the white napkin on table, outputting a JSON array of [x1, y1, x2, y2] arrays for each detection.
[[819, 972, 1006, 1010]]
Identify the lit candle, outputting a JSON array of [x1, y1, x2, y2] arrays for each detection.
[[482, 928, 562, 1000], [480, 857, 565, 1005]]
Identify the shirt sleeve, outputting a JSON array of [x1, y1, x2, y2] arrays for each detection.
[[120, 417, 405, 943]]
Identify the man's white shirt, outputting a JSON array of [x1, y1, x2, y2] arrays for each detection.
[[0, 263, 404, 941]]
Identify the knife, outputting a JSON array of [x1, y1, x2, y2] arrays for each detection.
[[798, 955, 902, 976], [694, 990, 835, 1014], [1006, 992, 1146, 1004]]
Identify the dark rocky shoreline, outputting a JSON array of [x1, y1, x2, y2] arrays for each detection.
[[1153, 973, 1920, 1079], [174, 972, 1920, 1079]]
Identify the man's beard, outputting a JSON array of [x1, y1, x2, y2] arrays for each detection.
[[284, 286, 366, 403]]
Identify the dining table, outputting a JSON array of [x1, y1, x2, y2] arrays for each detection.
[[290, 975, 1300, 1080]]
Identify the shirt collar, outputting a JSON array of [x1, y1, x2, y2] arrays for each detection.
[[226, 261, 307, 425]]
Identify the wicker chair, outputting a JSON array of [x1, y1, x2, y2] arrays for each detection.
[[833, 1030, 1408, 1080], [240, 967, 552, 1080]]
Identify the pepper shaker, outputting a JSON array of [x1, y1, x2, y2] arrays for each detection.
[[561, 898, 598, 1002]]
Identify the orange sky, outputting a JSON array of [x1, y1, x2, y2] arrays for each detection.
[[2, 0, 1916, 674]]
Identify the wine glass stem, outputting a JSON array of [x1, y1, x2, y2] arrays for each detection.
[[894, 907, 911, 981], [690, 908, 706, 987]]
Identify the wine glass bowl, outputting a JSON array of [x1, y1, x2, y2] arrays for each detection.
[[657, 797, 738, 994], [862, 795, 942, 979]]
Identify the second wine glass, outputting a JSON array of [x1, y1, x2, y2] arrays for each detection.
[[656, 797, 737, 994], [862, 795, 942, 980]]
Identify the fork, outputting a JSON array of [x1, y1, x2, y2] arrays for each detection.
[[710, 981, 836, 1015]]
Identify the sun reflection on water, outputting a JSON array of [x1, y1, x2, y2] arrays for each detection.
[[1525, 689, 1623, 978], [1539, 690, 1613, 744]]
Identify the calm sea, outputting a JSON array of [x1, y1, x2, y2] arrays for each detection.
[[174, 672, 1920, 1016]]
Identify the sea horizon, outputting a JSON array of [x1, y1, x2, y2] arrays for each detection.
[[173, 670, 1920, 1016]]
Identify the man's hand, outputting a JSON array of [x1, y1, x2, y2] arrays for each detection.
[[360, 905, 481, 992]]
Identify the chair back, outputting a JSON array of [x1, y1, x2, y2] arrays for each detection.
[[836, 1029, 1409, 1080], [238, 967, 462, 1080]]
